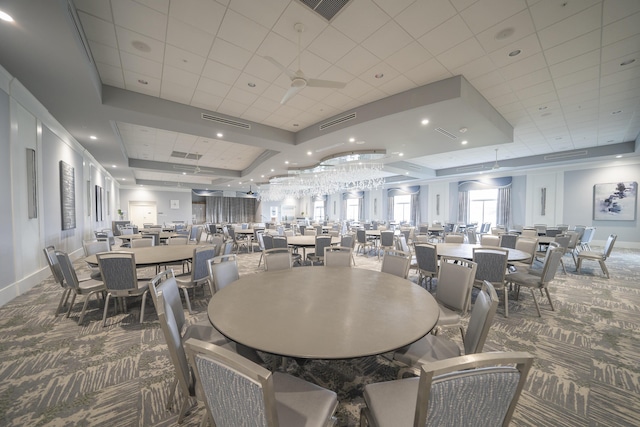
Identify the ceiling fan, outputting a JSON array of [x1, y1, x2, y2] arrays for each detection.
[[264, 23, 346, 105], [173, 152, 202, 174]]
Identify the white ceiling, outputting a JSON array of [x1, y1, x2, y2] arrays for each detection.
[[0, 0, 638, 191]]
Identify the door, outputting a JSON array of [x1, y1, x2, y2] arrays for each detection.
[[129, 202, 158, 228], [192, 202, 205, 224]]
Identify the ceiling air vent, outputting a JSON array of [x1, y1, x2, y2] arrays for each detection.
[[201, 113, 251, 129], [297, 0, 352, 21], [171, 151, 202, 161], [435, 127, 458, 140], [456, 164, 485, 172], [319, 112, 356, 131], [544, 150, 588, 161]]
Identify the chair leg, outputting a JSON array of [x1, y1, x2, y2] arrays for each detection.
[[576, 258, 582, 273], [102, 293, 112, 327], [78, 295, 93, 325], [65, 293, 77, 318], [56, 288, 71, 316], [181, 288, 193, 314], [529, 288, 542, 316], [560, 258, 567, 274], [599, 260, 610, 279], [503, 287, 509, 318], [167, 377, 178, 410], [140, 290, 149, 323], [544, 288, 555, 311]]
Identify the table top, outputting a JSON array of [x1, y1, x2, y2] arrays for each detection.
[[286, 235, 340, 247], [85, 245, 204, 267], [436, 243, 530, 261], [119, 231, 178, 240], [208, 267, 438, 359]]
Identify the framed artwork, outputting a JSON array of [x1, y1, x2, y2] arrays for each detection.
[[593, 182, 637, 221], [26, 148, 37, 219], [170, 199, 179, 209], [60, 161, 76, 229], [95, 185, 103, 221]]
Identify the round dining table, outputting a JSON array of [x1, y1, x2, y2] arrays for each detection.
[[435, 243, 530, 261], [84, 245, 202, 267], [208, 267, 439, 360], [285, 235, 340, 257]]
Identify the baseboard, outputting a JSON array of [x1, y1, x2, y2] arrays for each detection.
[[0, 266, 50, 308]]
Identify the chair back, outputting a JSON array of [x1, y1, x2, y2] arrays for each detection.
[[539, 247, 564, 286], [304, 228, 317, 236], [96, 252, 140, 293], [262, 234, 274, 250], [466, 228, 478, 244], [553, 234, 571, 253], [414, 243, 438, 277], [480, 234, 499, 246], [132, 237, 154, 248], [436, 257, 477, 314], [521, 229, 537, 238], [272, 236, 288, 249], [413, 352, 533, 427], [397, 235, 410, 253], [499, 234, 518, 249], [380, 230, 395, 247], [256, 230, 265, 251], [82, 240, 111, 257], [480, 222, 491, 234], [566, 231, 580, 250], [381, 249, 411, 279], [167, 236, 188, 245], [340, 234, 355, 250], [463, 281, 499, 355], [185, 339, 279, 426], [210, 234, 224, 248], [603, 234, 617, 259], [191, 246, 216, 283], [324, 246, 353, 267], [149, 270, 194, 401], [580, 227, 596, 247], [314, 235, 332, 256], [208, 256, 240, 293], [514, 237, 538, 266], [143, 231, 160, 246], [264, 248, 292, 271], [534, 224, 547, 235], [472, 247, 508, 287], [573, 225, 586, 241], [43, 246, 65, 286], [55, 250, 81, 291], [221, 241, 234, 255], [444, 233, 464, 244], [356, 228, 367, 244]]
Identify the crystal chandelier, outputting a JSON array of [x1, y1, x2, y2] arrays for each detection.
[[259, 152, 387, 201]]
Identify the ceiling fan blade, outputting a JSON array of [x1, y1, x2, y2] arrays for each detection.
[[280, 85, 304, 105], [264, 56, 297, 80], [306, 78, 346, 89]]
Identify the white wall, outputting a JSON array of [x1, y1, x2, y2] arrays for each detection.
[[119, 187, 193, 226]]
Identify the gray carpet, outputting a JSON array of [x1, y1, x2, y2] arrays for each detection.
[[1, 243, 639, 426]]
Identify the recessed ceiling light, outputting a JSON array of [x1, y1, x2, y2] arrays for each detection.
[[421, 119, 429, 125], [131, 40, 151, 52], [374, 73, 384, 79], [137, 79, 148, 85], [217, 133, 223, 138], [250, 178, 253, 181], [285, 161, 289, 164], [495, 27, 514, 40], [399, 153, 404, 156], [261, 175, 265, 178], [247, 82, 256, 88], [89, 135, 97, 140], [0, 10, 14, 22], [616, 155, 623, 158], [227, 184, 230, 187], [508, 49, 521, 57], [405, 172, 409, 175], [461, 140, 468, 145], [112, 165, 116, 168], [349, 137, 356, 143], [182, 172, 186, 175], [307, 151, 312, 155], [271, 169, 274, 172], [121, 178, 126, 181], [620, 59, 635, 66], [239, 181, 242, 184]]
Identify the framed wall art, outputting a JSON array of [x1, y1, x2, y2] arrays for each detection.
[[593, 182, 637, 221], [60, 160, 76, 230]]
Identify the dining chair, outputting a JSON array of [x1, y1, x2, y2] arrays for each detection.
[[44, 246, 72, 317], [414, 243, 438, 290], [340, 233, 356, 266], [166, 236, 188, 245], [472, 247, 509, 317], [207, 255, 240, 294], [576, 234, 617, 279], [466, 227, 478, 244], [324, 246, 353, 267], [378, 230, 396, 260], [185, 338, 338, 427], [264, 248, 293, 271], [565, 230, 581, 266], [356, 228, 375, 256], [360, 351, 533, 427], [432, 256, 478, 340], [82, 239, 111, 280], [499, 233, 519, 249], [550, 234, 571, 273], [443, 233, 464, 243], [56, 250, 106, 325], [381, 249, 411, 279], [132, 237, 154, 248], [96, 251, 150, 327], [506, 246, 564, 317], [175, 246, 216, 313], [149, 269, 260, 424], [393, 281, 498, 372], [480, 234, 500, 246], [508, 237, 538, 272], [579, 226, 596, 251], [306, 235, 332, 265]]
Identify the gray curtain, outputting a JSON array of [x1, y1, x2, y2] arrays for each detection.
[[458, 190, 469, 224], [358, 198, 364, 221], [205, 197, 258, 223], [410, 192, 420, 226], [496, 186, 511, 229], [387, 195, 394, 222]]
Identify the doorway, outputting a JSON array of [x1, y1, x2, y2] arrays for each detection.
[[128, 202, 158, 228]]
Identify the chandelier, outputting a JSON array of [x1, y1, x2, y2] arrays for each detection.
[[259, 151, 387, 201]]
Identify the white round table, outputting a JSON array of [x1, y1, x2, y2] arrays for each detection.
[[208, 267, 439, 359]]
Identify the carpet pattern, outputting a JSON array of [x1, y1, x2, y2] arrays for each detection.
[[0, 242, 639, 426]]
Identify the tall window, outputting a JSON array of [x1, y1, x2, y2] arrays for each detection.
[[393, 194, 412, 223], [313, 200, 325, 221], [346, 199, 359, 221], [469, 189, 497, 225]]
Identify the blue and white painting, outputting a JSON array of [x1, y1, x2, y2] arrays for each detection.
[[593, 182, 637, 221]]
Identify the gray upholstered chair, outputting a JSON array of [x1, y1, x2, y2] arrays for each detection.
[[506, 246, 564, 317], [579, 226, 596, 251], [356, 228, 375, 256], [576, 234, 617, 279], [166, 235, 188, 245], [340, 233, 356, 266], [480, 234, 500, 247], [499, 233, 519, 249], [44, 246, 71, 316], [473, 247, 509, 317], [393, 281, 498, 373], [82, 239, 111, 279], [414, 243, 438, 289], [131, 237, 153, 248], [149, 269, 260, 424], [56, 250, 106, 324], [323, 246, 353, 267], [185, 338, 338, 427], [432, 256, 478, 340], [509, 237, 538, 272], [381, 249, 411, 279], [264, 248, 293, 271], [360, 351, 533, 427], [378, 230, 395, 260], [207, 254, 240, 294], [96, 251, 150, 327], [175, 246, 216, 313], [306, 235, 332, 265], [443, 233, 464, 243]]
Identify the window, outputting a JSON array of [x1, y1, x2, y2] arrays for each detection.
[[313, 200, 325, 221], [346, 199, 359, 221], [393, 194, 411, 223], [469, 189, 497, 225]]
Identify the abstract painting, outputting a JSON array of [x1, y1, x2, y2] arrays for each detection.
[[593, 182, 637, 221], [60, 161, 76, 229]]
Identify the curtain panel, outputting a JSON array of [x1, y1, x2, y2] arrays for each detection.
[[497, 186, 511, 229], [205, 197, 258, 223], [458, 191, 469, 224]]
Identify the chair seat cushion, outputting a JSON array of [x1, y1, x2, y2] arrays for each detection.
[[577, 250, 602, 260], [363, 377, 419, 427], [505, 272, 542, 288], [394, 334, 461, 366], [437, 305, 462, 327], [78, 279, 105, 293], [273, 372, 338, 427]]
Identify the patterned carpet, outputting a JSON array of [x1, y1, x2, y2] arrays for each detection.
[[0, 242, 639, 426]]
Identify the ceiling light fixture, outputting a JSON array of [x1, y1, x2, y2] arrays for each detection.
[[508, 49, 521, 57], [89, 135, 97, 140], [374, 73, 384, 79], [461, 140, 468, 145], [0, 10, 14, 22], [421, 119, 429, 125], [217, 133, 223, 138], [247, 82, 256, 87]]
